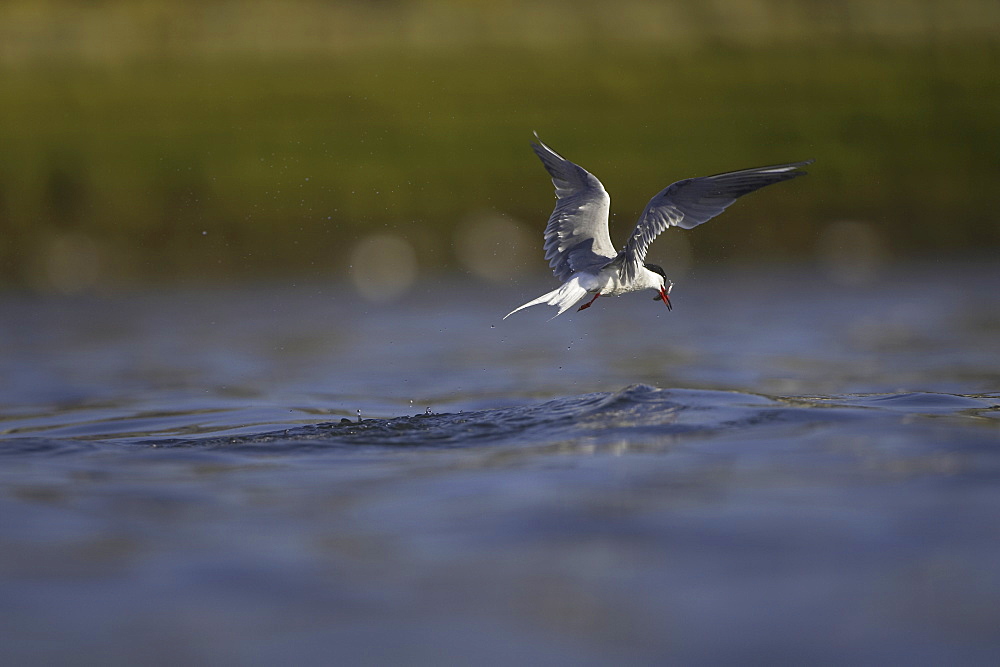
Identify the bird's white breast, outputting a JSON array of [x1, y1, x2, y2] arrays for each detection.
[[580, 265, 662, 297], [570, 267, 662, 296], [573, 268, 627, 297]]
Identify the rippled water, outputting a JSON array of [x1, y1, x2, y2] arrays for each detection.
[[2, 262, 999, 664]]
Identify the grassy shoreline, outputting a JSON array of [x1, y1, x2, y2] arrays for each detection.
[[2, 40, 997, 286]]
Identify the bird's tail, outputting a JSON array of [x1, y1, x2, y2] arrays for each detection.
[[503, 277, 590, 320]]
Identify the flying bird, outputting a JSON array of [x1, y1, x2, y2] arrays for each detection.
[[504, 136, 812, 319]]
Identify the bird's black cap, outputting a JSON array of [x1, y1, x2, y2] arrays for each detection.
[[644, 263, 666, 279]]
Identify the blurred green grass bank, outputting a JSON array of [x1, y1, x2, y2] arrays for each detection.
[[1, 0, 997, 292]]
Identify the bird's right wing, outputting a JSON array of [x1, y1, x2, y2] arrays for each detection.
[[617, 160, 813, 282], [532, 136, 618, 282]]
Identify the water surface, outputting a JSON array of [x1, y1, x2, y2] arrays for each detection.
[[1, 262, 998, 664]]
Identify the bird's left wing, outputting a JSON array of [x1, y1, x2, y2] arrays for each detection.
[[617, 160, 813, 282], [532, 136, 618, 282]]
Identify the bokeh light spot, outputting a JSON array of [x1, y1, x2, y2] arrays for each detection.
[[454, 211, 535, 283], [817, 220, 886, 286], [348, 234, 418, 303]]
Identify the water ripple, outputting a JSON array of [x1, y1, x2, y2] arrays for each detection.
[[134, 385, 998, 453]]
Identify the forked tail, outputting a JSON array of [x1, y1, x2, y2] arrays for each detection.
[[503, 277, 590, 320]]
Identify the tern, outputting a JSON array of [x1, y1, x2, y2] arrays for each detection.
[[504, 136, 812, 319]]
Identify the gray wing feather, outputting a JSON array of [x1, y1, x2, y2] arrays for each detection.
[[532, 137, 617, 282], [619, 160, 813, 281]]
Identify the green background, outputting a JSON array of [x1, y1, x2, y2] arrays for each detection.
[[2, 0, 997, 289]]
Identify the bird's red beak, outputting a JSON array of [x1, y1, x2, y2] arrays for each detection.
[[658, 286, 672, 311]]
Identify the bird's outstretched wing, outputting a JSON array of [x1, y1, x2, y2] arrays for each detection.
[[617, 160, 813, 282], [532, 136, 618, 282]]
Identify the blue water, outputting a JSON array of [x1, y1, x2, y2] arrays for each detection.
[[1, 262, 999, 664]]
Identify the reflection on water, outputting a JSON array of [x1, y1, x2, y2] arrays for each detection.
[[0, 261, 998, 664]]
